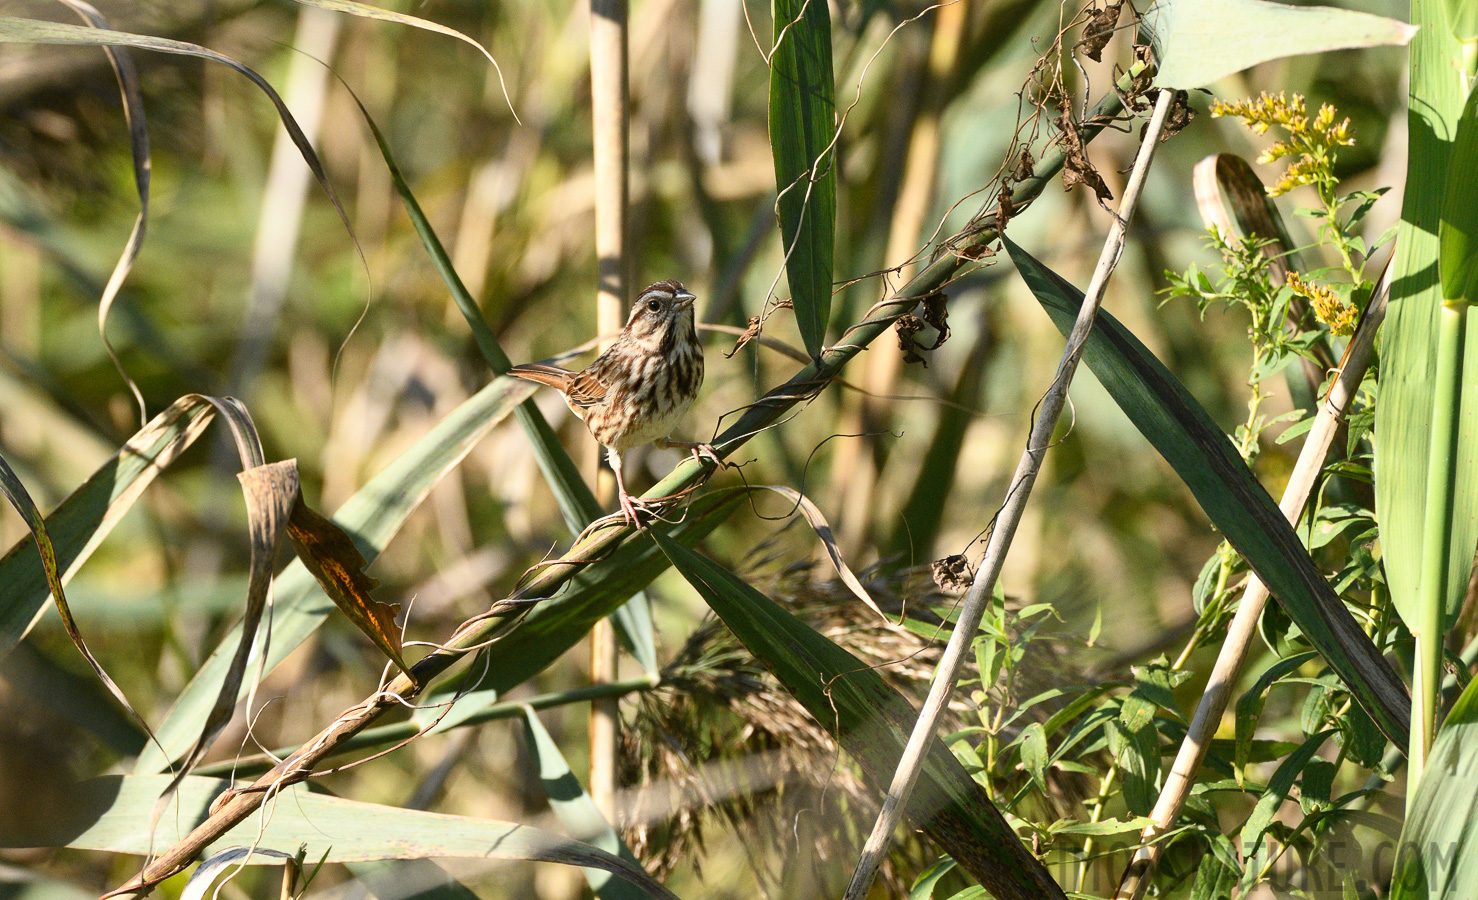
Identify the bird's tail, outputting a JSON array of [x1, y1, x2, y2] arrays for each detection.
[[506, 363, 574, 391]]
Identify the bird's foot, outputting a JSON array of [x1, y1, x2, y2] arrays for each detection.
[[658, 438, 727, 470], [617, 490, 665, 529]]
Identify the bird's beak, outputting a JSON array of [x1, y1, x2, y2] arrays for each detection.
[[674, 289, 697, 308]]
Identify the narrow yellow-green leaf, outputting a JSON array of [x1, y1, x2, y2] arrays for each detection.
[[286, 0, 517, 123], [521, 709, 651, 900]]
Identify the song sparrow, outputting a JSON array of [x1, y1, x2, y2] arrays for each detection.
[[508, 280, 711, 524]]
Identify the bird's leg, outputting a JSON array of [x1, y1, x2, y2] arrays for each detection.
[[655, 437, 725, 469], [607, 447, 658, 527]]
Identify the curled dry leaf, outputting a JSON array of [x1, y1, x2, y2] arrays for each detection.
[[931, 554, 974, 594], [895, 314, 927, 365], [921, 291, 950, 348], [752, 485, 887, 621], [1056, 111, 1113, 202], [1078, 0, 1123, 62], [1154, 89, 1196, 142], [1014, 146, 1037, 184], [285, 495, 411, 679], [895, 290, 951, 365], [995, 181, 1016, 236], [170, 459, 299, 782], [724, 315, 764, 359]]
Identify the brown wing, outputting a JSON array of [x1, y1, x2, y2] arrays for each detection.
[[563, 368, 609, 408]]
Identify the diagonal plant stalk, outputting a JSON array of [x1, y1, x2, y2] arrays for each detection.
[[1111, 263, 1391, 900], [840, 87, 1177, 900], [105, 85, 1131, 897]]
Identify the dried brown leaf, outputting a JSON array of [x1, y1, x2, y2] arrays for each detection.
[[724, 315, 763, 359], [1078, 0, 1123, 62], [286, 494, 411, 678], [1057, 112, 1113, 202], [931, 554, 973, 594], [894, 315, 927, 366], [753, 485, 887, 621]]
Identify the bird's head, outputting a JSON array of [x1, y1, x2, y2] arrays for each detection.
[[625, 280, 697, 343]]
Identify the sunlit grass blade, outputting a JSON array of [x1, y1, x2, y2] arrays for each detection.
[[1378, 0, 1478, 793], [770, 0, 836, 358], [1406, 73, 1478, 796], [522, 709, 650, 900], [137, 376, 537, 773], [1004, 236, 1411, 746], [1377, 0, 1469, 643], [749, 485, 884, 619], [0, 775, 677, 900], [0, 394, 215, 657], [650, 530, 1066, 900], [1391, 675, 1478, 898]]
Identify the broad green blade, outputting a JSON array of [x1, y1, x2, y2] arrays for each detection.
[[1378, 0, 1478, 631], [0, 775, 676, 900], [137, 376, 536, 773], [650, 531, 1066, 900], [354, 97, 655, 674], [1142, 0, 1416, 90], [770, 0, 836, 358], [0, 395, 215, 656], [1391, 676, 1478, 897], [481, 489, 744, 695], [1004, 237, 1411, 747], [522, 709, 650, 900]]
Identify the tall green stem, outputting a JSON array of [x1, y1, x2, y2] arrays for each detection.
[[1408, 301, 1467, 807]]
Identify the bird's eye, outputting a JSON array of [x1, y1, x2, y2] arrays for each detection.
[[646, 298, 662, 312]]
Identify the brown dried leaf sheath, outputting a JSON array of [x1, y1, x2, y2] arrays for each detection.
[[286, 495, 410, 678]]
